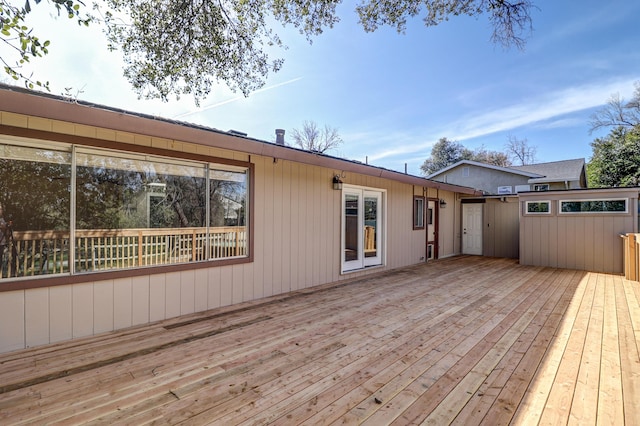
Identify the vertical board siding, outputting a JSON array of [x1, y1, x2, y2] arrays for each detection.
[[252, 156, 266, 300], [179, 270, 196, 315], [131, 276, 150, 326], [72, 283, 93, 338], [113, 277, 133, 330], [93, 281, 114, 334], [281, 160, 292, 294], [25, 288, 49, 348], [49, 285, 73, 342], [149, 275, 166, 322], [165, 272, 181, 318], [289, 162, 300, 292], [519, 190, 638, 273], [207, 267, 222, 310], [194, 269, 209, 313], [0, 291, 24, 352], [271, 158, 283, 295]]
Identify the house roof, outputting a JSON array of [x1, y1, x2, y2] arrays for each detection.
[[0, 84, 481, 196], [426, 158, 586, 185], [426, 160, 543, 179], [511, 158, 586, 184]]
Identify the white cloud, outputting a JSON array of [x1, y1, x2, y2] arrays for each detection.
[[359, 76, 639, 163]]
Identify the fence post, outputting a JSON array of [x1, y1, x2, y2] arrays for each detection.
[[630, 233, 637, 282], [138, 230, 143, 267]]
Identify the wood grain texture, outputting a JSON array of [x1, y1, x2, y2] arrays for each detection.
[[0, 257, 638, 425]]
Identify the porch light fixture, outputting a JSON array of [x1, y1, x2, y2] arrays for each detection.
[[332, 175, 343, 190], [439, 199, 447, 207]]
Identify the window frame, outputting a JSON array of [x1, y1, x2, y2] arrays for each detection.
[[341, 184, 386, 274], [0, 127, 254, 292], [533, 184, 550, 191], [558, 198, 628, 214], [413, 196, 425, 230], [525, 200, 551, 215]]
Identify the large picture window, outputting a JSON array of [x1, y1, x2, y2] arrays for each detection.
[[0, 137, 250, 281]]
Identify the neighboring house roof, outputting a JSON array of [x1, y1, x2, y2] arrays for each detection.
[[427, 158, 587, 186], [426, 160, 543, 180], [0, 83, 482, 196], [511, 158, 586, 184]]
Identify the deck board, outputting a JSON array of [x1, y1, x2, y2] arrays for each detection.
[[0, 256, 639, 425]]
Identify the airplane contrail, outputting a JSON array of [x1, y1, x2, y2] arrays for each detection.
[[174, 77, 303, 119]]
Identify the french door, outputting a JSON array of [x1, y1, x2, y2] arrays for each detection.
[[342, 187, 384, 272]]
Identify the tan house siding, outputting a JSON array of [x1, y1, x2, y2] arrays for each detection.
[[0, 109, 470, 353], [483, 198, 519, 258], [437, 164, 531, 194], [519, 189, 639, 273]]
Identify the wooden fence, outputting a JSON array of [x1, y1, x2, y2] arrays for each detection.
[[1, 227, 246, 279], [622, 233, 640, 282]]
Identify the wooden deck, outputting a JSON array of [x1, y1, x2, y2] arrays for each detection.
[[0, 256, 639, 425]]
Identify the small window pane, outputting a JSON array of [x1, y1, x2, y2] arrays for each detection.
[[209, 167, 249, 259], [413, 197, 425, 229], [526, 201, 550, 214]]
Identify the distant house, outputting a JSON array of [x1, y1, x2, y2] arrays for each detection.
[[426, 159, 588, 195]]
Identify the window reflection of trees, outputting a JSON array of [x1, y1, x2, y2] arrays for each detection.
[[0, 145, 72, 278], [75, 154, 207, 230], [0, 154, 71, 232], [210, 171, 246, 227], [560, 200, 626, 213], [1, 143, 250, 280]]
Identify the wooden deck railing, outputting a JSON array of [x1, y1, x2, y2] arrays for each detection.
[[1, 227, 246, 279], [621, 233, 640, 282]]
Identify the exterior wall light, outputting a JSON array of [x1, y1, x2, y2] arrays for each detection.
[[332, 175, 343, 190], [439, 199, 447, 207]]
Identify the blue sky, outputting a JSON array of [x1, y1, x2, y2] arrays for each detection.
[[4, 0, 640, 175]]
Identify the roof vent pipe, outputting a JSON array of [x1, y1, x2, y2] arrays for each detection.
[[275, 129, 285, 146]]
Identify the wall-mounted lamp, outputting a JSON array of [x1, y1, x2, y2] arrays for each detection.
[[332, 175, 343, 190], [439, 199, 447, 208]]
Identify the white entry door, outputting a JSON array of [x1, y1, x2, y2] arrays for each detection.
[[462, 203, 483, 255]]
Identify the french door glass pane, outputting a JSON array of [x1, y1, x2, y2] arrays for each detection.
[[344, 194, 359, 262], [364, 196, 377, 258]]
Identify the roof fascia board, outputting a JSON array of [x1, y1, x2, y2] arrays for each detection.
[[0, 87, 480, 195]]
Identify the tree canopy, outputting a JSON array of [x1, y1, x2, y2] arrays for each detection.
[[587, 126, 640, 188], [587, 81, 640, 187], [420, 137, 511, 175], [2, 0, 535, 104], [1, 0, 90, 90]]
